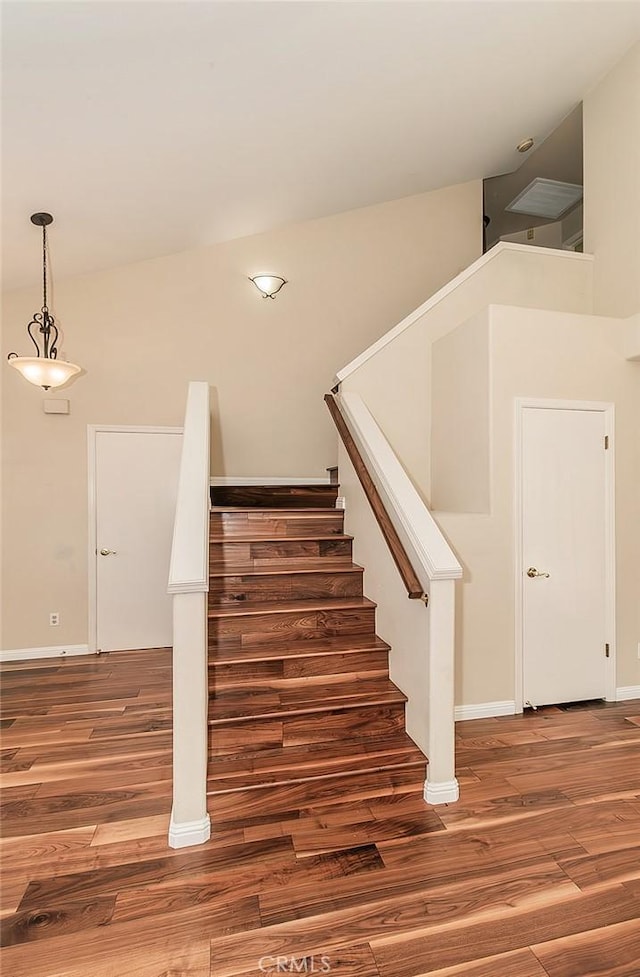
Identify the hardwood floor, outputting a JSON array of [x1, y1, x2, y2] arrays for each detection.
[[1, 650, 639, 976]]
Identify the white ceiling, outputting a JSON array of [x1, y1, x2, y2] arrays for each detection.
[[2, 1, 639, 290]]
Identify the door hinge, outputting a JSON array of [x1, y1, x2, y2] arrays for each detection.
[[605, 642, 610, 658], [604, 435, 609, 449]]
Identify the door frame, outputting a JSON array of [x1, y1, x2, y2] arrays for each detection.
[[514, 398, 616, 711], [87, 424, 183, 653]]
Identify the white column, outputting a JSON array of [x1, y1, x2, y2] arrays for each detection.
[[168, 591, 211, 848], [424, 578, 459, 804]]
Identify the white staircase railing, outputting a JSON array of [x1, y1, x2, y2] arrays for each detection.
[[334, 390, 462, 804], [167, 381, 211, 849]]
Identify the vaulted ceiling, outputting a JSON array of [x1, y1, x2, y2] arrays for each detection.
[[3, 1, 639, 290]]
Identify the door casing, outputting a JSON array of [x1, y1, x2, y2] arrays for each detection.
[[514, 398, 616, 711], [87, 424, 183, 653]]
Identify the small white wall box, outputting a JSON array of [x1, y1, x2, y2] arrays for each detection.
[[43, 399, 70, 414]]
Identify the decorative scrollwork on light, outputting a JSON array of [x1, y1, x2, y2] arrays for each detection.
[[27, 309, 59, 359]]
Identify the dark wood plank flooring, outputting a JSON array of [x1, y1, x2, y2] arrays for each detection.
[[1, 650, 639, 977]]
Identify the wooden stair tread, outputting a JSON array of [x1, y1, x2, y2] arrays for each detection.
[[210, 484, 339, 510], [209, 730, 420, 767], [208, 634, 391, 664], [207, 733, 426, 793], [209, 532, 353, 543], [209, 562, 363, 578], [210, 506, 340, 515], [208, 596, 376, 619], [208, 677, 407, 723]]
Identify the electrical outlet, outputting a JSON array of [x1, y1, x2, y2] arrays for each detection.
[[49, 612, 60, 627]]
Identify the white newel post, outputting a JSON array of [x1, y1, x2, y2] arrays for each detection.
[[424, 578, 459, 804], [169, 592, 211, 848], [167, 381, 211, 849]]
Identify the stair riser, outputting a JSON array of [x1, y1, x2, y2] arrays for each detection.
[[207, 767, 422, 822], [209, 703, 406, 756], [208, 571, 363, 606], [210, 512, 344, 538], [210, 650, 390, 690], [209, 537, 353, 569], [209, 607, 376, 648], [211, 485, 339, 509]]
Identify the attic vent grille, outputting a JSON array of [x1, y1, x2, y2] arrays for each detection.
[[505, 178, 583, 219]]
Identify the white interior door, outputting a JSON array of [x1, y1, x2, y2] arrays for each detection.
[[521, 406, 609, 706], [94, 429, 183, 652]]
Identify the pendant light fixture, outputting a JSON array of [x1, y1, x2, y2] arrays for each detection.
[[7, 213, 81, 390]]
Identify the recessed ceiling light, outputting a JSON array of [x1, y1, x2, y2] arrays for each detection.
[[506, 178, 583, 219], [516, 138, 535, 153]]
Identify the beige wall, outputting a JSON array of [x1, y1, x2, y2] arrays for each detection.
[[431, 310, 490, 513], [1, 180, 481, 649], [337, 45, 639, 707], [435, 305, 639, 703], [584, 42, 640, 318], [342, 246, 594, 501]]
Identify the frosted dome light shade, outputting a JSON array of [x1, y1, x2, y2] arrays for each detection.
[[9, 356, 81, 389], [250, 275, 287, 298]]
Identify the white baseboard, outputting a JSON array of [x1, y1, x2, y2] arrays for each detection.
[[424, 778, 460, 805], [616, 686, 640, 701], [0, 644, 92, 664], [168, 813, 211, 849], [210, 476, 330, 486], [455, 700, 517, 721]]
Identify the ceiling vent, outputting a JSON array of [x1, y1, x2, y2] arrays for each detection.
[[505, 178, 583, 219]]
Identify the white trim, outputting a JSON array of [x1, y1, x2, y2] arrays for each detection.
[[455, 700, 517, 721], [0, 644, 92, 663], [514, 399, 616, 711], [336, 242, 594, 382], [515, 397, 615, 413], [210, 476, 331, 486], [168, 812, 211, 849], [87, 424, 183, 652], [424, 778, 460, 805], [616, 686, 640, 702]]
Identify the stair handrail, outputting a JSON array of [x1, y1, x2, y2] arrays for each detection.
[[327, 389, 462, 805], [325, 393, 424, 600], [167, 380, 211, 849], [325, 393, 461, 601]]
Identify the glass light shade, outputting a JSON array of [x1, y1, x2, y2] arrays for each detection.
[[9, 356, 81, 390], [250, 275, 287, 298]]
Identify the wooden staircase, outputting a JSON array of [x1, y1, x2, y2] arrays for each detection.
[[206, 483, 427, 823]]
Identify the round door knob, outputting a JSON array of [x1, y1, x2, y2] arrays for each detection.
[[100, 548, 117, 556]]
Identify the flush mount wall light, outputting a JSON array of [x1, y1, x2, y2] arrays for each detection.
[[249, 275, 287, 299], [7, 213, 81, 390]]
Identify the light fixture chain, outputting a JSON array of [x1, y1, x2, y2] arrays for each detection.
[[42, 222, 48, 310]]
